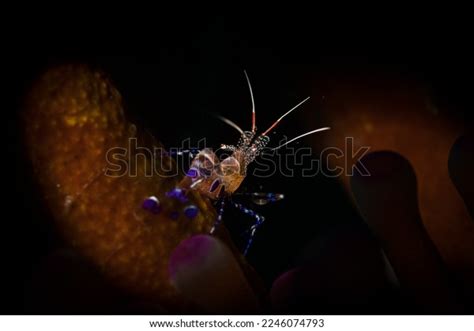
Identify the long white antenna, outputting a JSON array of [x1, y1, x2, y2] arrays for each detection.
[[244, 70, 256, 132], [261, 97, 311, 136], [271, 127, 331, 150], [215, 114, 244, 134]]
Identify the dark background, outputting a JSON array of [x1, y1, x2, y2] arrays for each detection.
[[4, 13, 472, 314]]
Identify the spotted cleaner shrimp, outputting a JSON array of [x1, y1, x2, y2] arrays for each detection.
[[142, 71, 330, 255]]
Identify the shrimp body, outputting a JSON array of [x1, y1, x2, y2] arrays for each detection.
[[178, 149, 245, 200], [178, 129, 271, 200]]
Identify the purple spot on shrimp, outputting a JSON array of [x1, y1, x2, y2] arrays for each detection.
[[142, 196, 161, 214], [199, 167, 212, 178], [170, 211, 180, 220], [186, 167, 198, 178], [209, 178, 221, 192], [184, 205, 199, 219]]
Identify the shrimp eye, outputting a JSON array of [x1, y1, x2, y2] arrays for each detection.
[[218, 156, 240, 176]]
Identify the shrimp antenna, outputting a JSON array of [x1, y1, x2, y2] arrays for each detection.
[[244, 70, 256, 133], [215, 114, 244, 134], [271, 127, 331, 150], [261, 96, 311, 136]]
